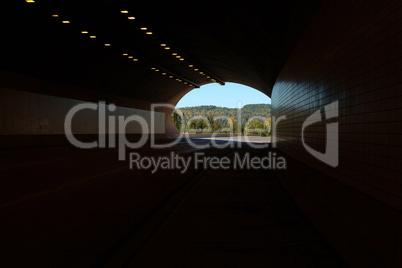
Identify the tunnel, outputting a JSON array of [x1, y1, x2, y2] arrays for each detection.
[[0, 0, 401, 267]]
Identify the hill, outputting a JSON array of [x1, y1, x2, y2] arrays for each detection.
[[176, 104, 271, 122], [172, 104, 271, 134]]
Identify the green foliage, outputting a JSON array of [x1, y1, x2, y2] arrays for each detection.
[[171, 111, 182, 131], [172, 104, 271, 135]]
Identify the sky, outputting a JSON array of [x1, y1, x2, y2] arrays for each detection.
[[175, 82, 271, 108]]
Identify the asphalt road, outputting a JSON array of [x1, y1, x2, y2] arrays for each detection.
[[0, 140, 345, 267]]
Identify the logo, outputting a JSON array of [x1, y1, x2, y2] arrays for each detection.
[[301, 100, 339, 167], [63, 102, 273, 162], [271, 100, 339, 167]]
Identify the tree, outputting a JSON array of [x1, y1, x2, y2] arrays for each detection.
[[213, 119, 222, 132], [171, 111, 182, 131], [172, 104, 272, 134]]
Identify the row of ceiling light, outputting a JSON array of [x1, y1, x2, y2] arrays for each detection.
[[119, 9, 224, 86], [25, 0, 200, 88]]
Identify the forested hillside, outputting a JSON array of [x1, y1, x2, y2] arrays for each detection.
[[172, 104, 271, 135]]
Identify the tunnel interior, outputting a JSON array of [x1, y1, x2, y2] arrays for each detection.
[[1, 0, 322, 102], [0, 0, 401, 267]]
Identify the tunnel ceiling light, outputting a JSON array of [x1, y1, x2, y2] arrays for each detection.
[[30, 2, 207, 88], [194, 68, 198, 71], [25, 1, 207, 88], [151, 67, 156, 70]]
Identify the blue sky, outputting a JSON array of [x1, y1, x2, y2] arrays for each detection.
[[176, 82, 271, 108]]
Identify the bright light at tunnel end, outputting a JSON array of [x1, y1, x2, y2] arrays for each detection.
[[63, 100, 339, 173]]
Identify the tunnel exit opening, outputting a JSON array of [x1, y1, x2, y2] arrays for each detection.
[[171, 83, 272, 140]]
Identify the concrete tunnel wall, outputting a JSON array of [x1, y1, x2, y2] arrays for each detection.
[[0, 71, 175, 148], [271, 0, 402, 266], [0, 68, 200, 148], [0, 87, 165, 135]]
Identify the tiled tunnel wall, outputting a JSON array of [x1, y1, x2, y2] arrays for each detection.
[[271, 0, 402, 265], [272, 0, 402, 210]]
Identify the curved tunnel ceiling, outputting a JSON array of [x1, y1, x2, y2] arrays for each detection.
[[1, 0, 323, 103]]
